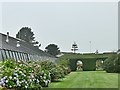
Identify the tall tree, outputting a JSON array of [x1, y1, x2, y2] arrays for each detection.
[[16, 27, 39, 46], [45, 44, 60, 56], [71, 42, 78, 53]]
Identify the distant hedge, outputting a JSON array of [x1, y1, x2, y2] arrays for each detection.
[[103, 54, 120, 73]]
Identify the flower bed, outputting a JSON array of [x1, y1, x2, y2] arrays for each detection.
[[0, 59, 71, 90]]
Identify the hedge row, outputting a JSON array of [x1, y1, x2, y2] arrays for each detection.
[[0, 59, 71, 90], [103, 54, 120, 73]]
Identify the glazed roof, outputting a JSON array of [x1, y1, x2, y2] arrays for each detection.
[[0, 32, 54, 57]]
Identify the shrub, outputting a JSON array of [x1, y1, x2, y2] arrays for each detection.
[[50, 67, 62, 81], [103, 54, 120, 73], [0, 59, 41, 89], [23, 61, 51, 87], [0, 59, 71, 89], [59, 65, 71, 75], [39, 61, 67, 82]]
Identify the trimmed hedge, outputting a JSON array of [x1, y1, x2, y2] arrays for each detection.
[[103, 54, 120, 73]]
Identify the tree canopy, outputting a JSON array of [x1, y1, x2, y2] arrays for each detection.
[[16, 27, 40, 47], [45, 44, 60, 57]]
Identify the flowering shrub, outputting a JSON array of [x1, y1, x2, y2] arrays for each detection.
[[59, 65, 71, 75], [50, 67, 63, 81], [0, 59, 71, 89], [39, 61, 70, 82], [28, 61, 51, 87], [0, 59, 41, 89]]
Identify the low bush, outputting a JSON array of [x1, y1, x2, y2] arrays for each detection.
[[0, 59, 71, 89], [103, 54, 120, 73], [0, 59, 42, 89]]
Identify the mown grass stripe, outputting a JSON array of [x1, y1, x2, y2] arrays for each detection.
[[48, 71, 118, 88]]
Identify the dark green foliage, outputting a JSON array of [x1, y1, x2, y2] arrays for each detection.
[[59, 58, 70, 67], [59, 59, 71, 74], [16, 27, 39, 46], [40, 61, 56, 70], [103, 54, 120, 73], [82, 59, 96, 71], [16, 27, 34, 43], [45, 44, 60, 56], [59, 65, 71, 75], [69, 58, 96, 71], [38, 61, 70, 82], [50, 66, 64, 81]]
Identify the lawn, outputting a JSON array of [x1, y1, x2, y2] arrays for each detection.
[[48, 71, 118, 88]]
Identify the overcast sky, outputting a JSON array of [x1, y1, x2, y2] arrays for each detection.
[[0, 1, 118, 53]]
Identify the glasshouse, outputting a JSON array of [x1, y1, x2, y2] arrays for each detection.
[[0, 32, 57, 62]]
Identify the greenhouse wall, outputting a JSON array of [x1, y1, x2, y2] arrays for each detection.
[[0, 33, 57, 62]]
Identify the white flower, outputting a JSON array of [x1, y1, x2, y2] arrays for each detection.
[[43, 76, 46, 79], [31, 75, 34, 78], [16, 74, 18, 77], [1, 78, 4, 82], [19, 71, 22, 74], [19, 64, 22, 66], [29, 79, 32, 82], [42, 70, 44, 73], [18, 84, 21, 86], [3, 83, 5, 86], [25, 85, 27, 88], [14, 77, 17, 80], [14, 73, 18, 77], [22, 73, 26, 77], [36, 79, 39, 83], [1, 80, 4, 84], [9, 85, 12, 88], [17, 80, 19, 84], [43, 80, 45, 82], [3, 76, 7, 79], [24, 74, 26, 77], [18, 60, 20, 63], [45, 80, 48, 86], [19, 81, 22, 84], [21, 80, 24, 83], [33, 79, 35, 81], [9, 76, 12, 80], [25, 81, 27, 84], [23, 70, 26, 73], [5, 80, 8, 83]]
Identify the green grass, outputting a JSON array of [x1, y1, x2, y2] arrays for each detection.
[[48, 71, 118, 88]]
